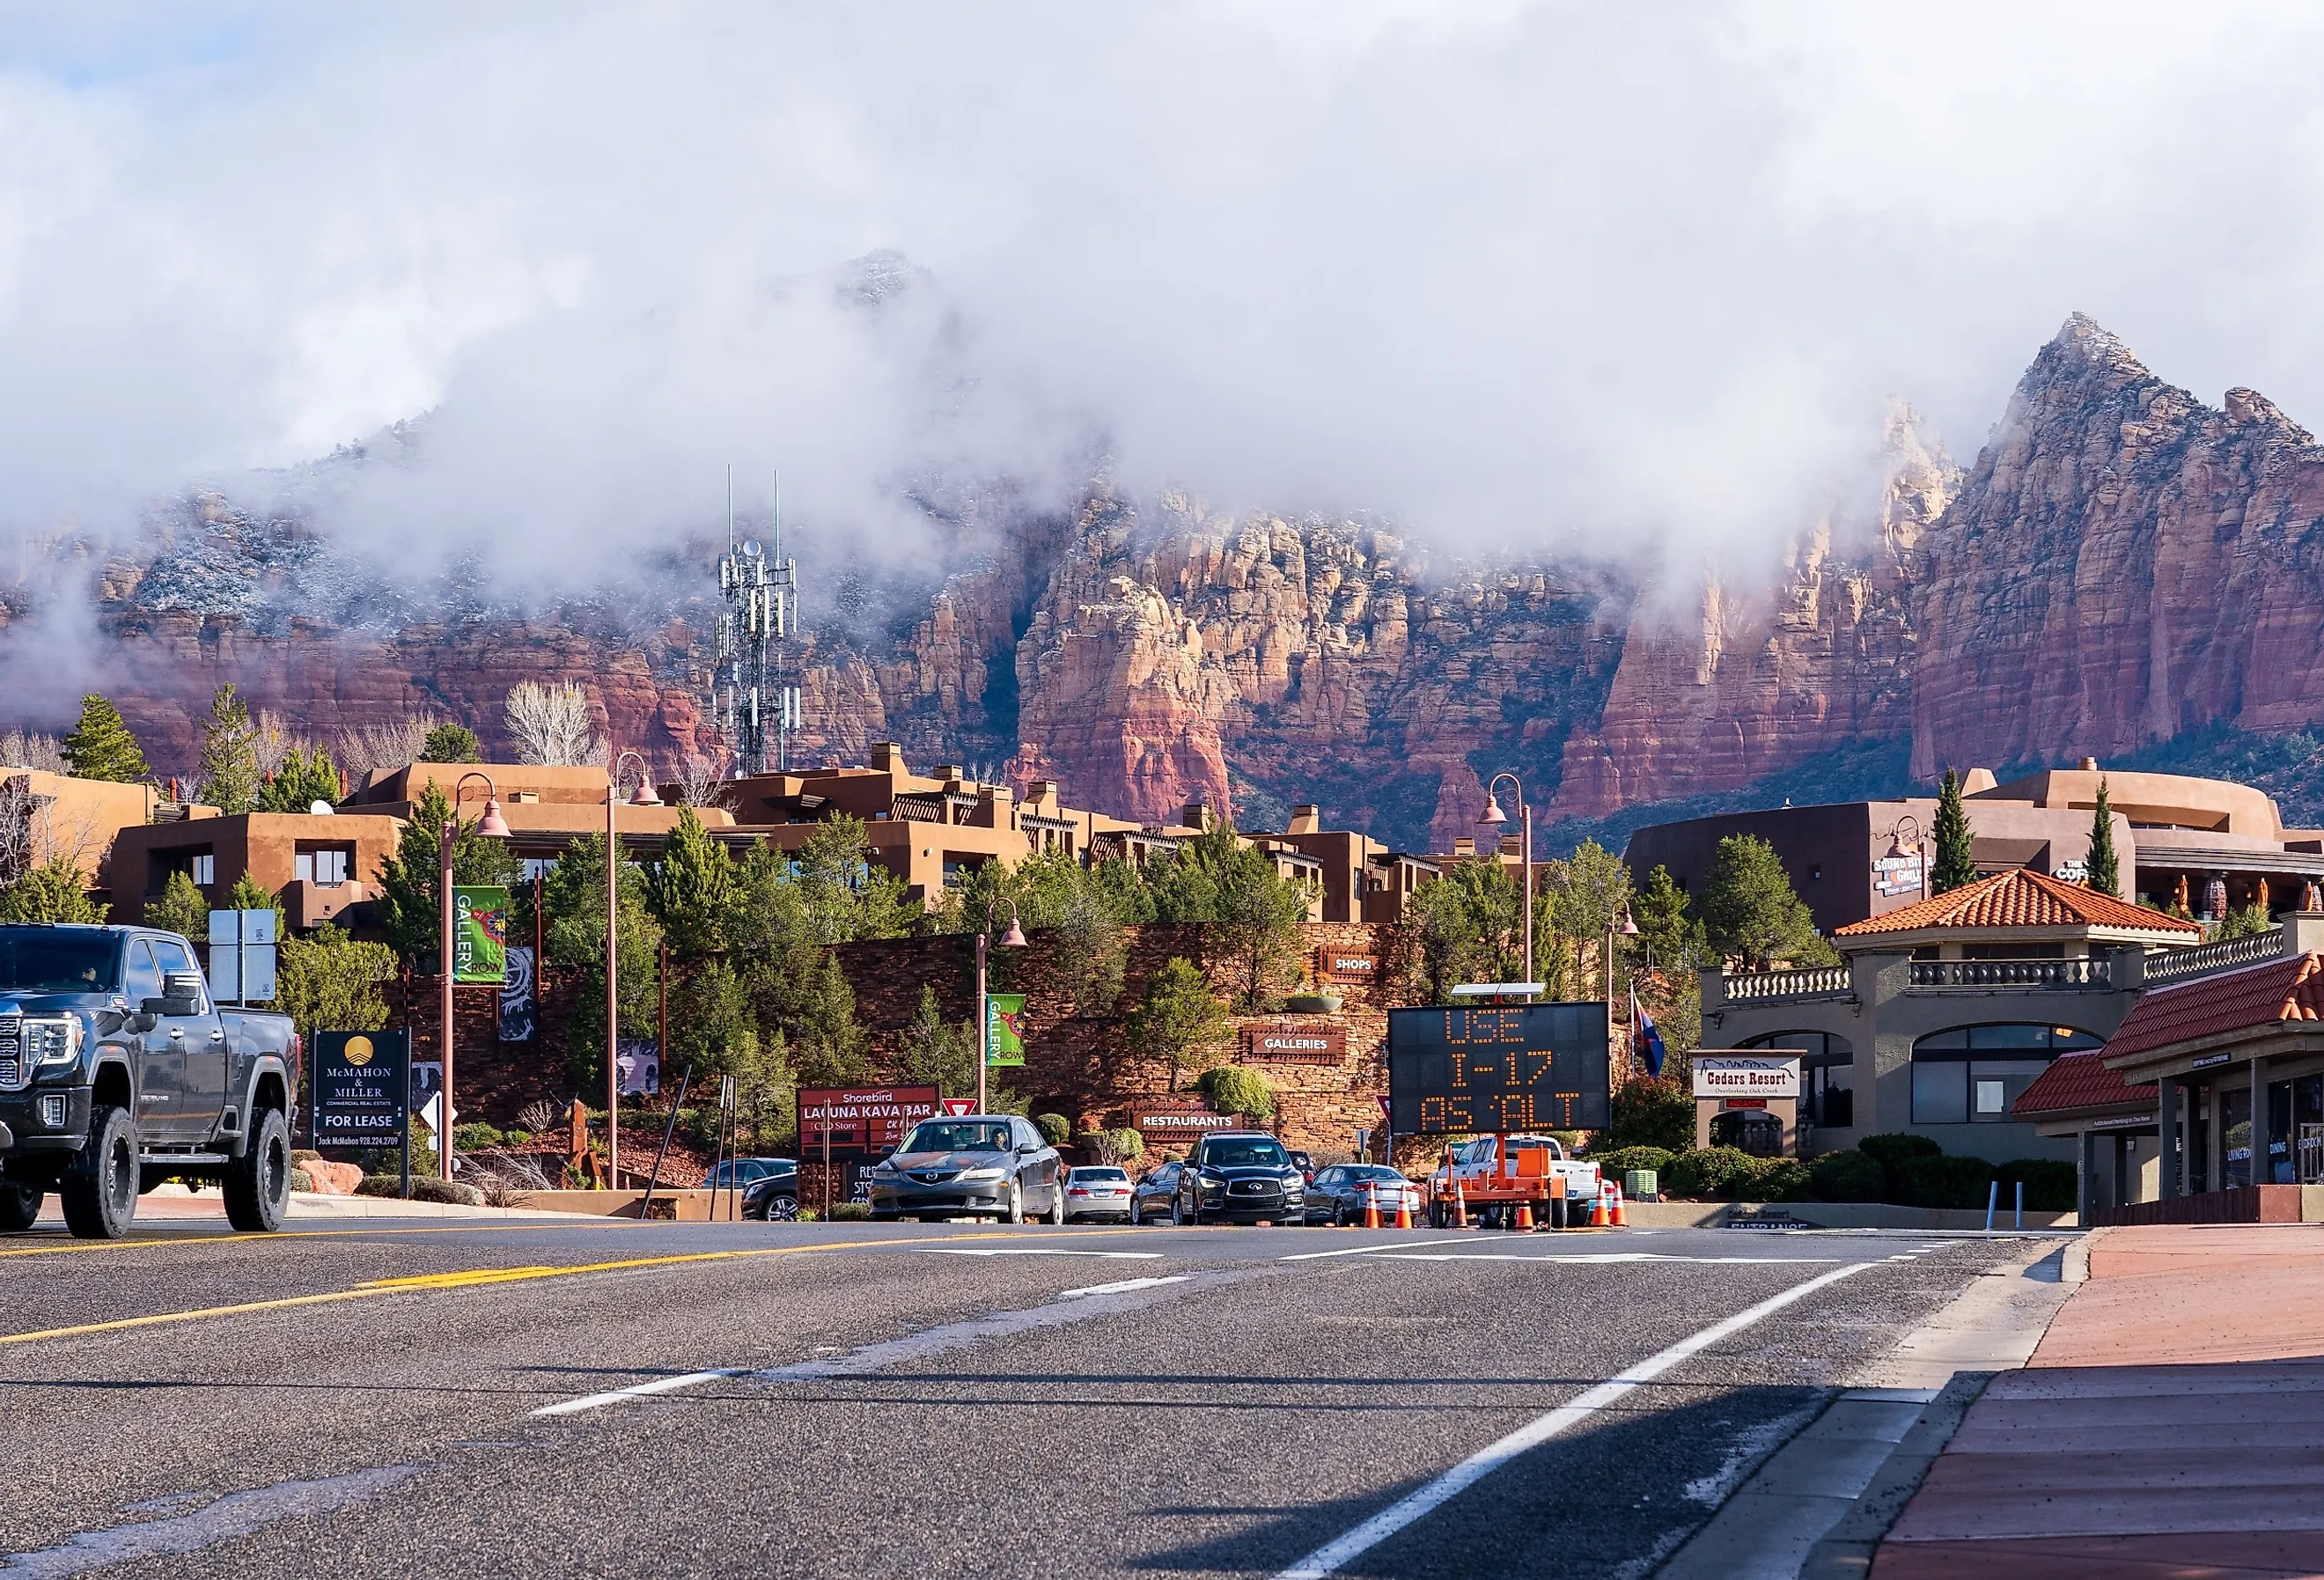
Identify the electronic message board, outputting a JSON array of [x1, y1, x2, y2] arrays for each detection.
[[1386, 1002, 1609, 1135]]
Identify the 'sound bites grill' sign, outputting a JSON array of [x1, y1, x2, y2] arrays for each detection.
[[1133, 1106, 1251, 1136], [1316, 949, 1379, 982], [1240, 1023, 1348, 1062], [798, 1085, 941, 1151]]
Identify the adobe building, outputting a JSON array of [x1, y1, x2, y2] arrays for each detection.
[[1700, 868, 2203, 1162], [344, 761, 735, 878], [107, 807, 406, 930], [1624, 761, 2324, 937], [1252, 805, 1441, 924], [0, 768, 164, 902]]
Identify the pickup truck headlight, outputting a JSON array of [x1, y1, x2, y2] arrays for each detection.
[[26, 1018, 77, 1065]]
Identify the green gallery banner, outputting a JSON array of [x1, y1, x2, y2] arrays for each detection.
[[452, 886, 509, 984], [985, 993, 1026, 1067]]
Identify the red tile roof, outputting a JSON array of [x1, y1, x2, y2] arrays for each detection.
[[1835, 867, 2201, 937], [2011, 1050, 2155, 1120], [2103, 953, 2324, 1061]]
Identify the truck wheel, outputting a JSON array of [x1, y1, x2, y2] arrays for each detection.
[[0, 1182, 39, 1231], [224, 1107, 291, 1233], [61, 1105, 138, 1240]]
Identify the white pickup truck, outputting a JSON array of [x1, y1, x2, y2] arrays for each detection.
[[1428, 1134, 1602, 1227]]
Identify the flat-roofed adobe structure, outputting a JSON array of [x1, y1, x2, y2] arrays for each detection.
[[1702, 868, 2203, 1162], [0, 768, 163, 903], [1624, 761, 2324, 937]]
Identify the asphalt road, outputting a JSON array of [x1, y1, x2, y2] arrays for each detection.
[[0, 1213, 2041, 1578]]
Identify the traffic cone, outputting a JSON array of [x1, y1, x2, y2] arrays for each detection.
[[1394, 1192, 1413, 1230], [1513, 1199, 1533, 1231], [1608, 1182, 1628, 1227], [1592, 1188, 1611, 1228], [1452, 1179, 1467, 1228], [1362, 1183, 1380, 1229]]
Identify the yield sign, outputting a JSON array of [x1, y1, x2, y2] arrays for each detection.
[[941, 1098, 976, 1116]]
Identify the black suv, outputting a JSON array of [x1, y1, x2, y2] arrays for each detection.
[[1175, 1131, 1305, 1225]]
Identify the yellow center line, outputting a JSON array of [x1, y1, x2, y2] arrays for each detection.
[[0, 1226, 1152, 1347], [0, 1218, 645, 1258]]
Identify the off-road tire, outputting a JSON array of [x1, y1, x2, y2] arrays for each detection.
[[0, 1182, 39, 1231], [62, 1105, 138, 1240], [224, 1107, 291, 1233]]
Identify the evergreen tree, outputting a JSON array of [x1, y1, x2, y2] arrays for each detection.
[[1632, 864, 1705, 969], [375, 781, 525, 964], [223, 871, 288, 942], [779, 948, 871, 1087], [1212, 841, 1314, 1010], [60, 694, 149, 783], [537, 830, 662, 1090], [791, 815, 916, 944], [1126, 956, 1232, 1091], [1699, 834, 1833, 970], [2087, 778, 2122, 898], [418, 723, 482, 763], [143, 870, 208, 940], [897, 985, 979, 1098], [1408, 857, 1526, 1003], [272, 924, 395, 1041], [644, 806, 739, 956], [1930, 769, 1976, 894], [255, 746, 343, 813], [195, 684, 262, 814], [0, 857, 107, 923]]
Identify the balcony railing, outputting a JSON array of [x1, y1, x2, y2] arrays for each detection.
[[1908, 957, 2112, 990], [2143, 927, 2284, 988], [1723, 965, 1852, 1003]]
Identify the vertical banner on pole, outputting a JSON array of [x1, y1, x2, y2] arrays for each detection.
[[985, 993, 1026, 1067], [498, 946, 535, 1041], [452, 886, 509, 984]]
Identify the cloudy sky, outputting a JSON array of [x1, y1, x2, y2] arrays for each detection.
[[4, 2, 2323, 584]]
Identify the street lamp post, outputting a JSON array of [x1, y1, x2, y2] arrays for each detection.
[[607, 750, 661, 1187], [439, 772, 511, 1182], [1609, 906, 1639, 1080], [975, 904, 1028, 1114], [1478, 773, 1533, 990]]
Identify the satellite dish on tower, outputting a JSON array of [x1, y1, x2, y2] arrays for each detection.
[[741, 539, 762, 557]]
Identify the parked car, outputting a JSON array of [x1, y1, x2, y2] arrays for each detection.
[[1062, 1165, 1133, 1223], [1129, 1160, 1182, 1224], [1175, 1131, 1306, 1225], [1287, 1148, 1317, 1183], [702, 1157, 794, 1193], [1304, 1164, 1423, 1225], [738, 1162, 801, 1220], [864, 1114, 1065, 1224]]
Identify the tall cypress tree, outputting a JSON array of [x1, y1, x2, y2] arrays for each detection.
[[2087, 778, 2122, 898], [1930, 769, 1976, 894], [60, 694, 150, 783], [195, 684, 261, 814]]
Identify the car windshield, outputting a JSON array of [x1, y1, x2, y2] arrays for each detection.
[[1202, 1139, 1290, 1168], [0, 930, 119, 995], [900, 1121, 1013, 1154], [1070, 1168, 1128, 1182]]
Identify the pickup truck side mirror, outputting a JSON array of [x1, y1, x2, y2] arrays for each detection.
[[154, 972, 203, 1017]]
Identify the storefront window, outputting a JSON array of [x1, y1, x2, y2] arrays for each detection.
[[1910, 1024, 2100, 1124], [1742, 1031, 1853, 1128]]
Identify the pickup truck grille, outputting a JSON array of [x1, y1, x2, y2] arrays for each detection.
[[0, 1013, 21, 1091]]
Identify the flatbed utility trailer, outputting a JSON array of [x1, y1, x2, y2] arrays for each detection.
[[1425, 1133, 1602, 1229]]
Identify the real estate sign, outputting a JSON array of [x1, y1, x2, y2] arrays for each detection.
[[313, 1030, 409, 1150]]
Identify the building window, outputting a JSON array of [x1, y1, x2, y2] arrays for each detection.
[[1741, 1031, 1854, 1128], [1910, 1024, 2101, 1124], [296, 844, 356, 886], [151, 849, 215, 892]]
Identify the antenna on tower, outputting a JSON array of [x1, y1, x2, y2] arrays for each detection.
[[710, 471, 803, 777]]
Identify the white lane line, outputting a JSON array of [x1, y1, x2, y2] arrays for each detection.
[[911, 1247, 1163, 1259], [0, 1466, 418, 1577], [1272, 1261, 1874, 1580], [1359, 1253, 1843, 1266], [1060, 1275, 1190, 1298], [1278, 1237, 1470, 1261], [532, 1367, 751, 1417]]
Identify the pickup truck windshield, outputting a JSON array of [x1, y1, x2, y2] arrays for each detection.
[[0, 929, 120, 994]]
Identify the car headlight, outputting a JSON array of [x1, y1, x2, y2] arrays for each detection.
[[960, 1166, 1006, 1181], [27, 1017, 77, 1064], [868, 1161, 897, 1177]]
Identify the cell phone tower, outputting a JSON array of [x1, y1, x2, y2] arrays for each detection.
[[712, 468, 802, 776]]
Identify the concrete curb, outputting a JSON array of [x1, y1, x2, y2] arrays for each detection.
[[1796, 1371, 1993, 1580]]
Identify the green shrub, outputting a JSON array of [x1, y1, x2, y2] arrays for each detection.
[[1589, 1145, 1675, 1179], [289, 1167, 316, 1194], [1807, 1150, 1888, 1202], [1601, 1077, 1695, 1151], [1199, 1064, 1276, 1120], [827, 1202, 872, 1221], [1890, 1153, 1997, 1209], [1857, 1132, 1940, 1168], [1034, 1113, 1072, 1147], [503, 1129, 533, 1148], [1084, 1127, 1144, 1165], [453, 1122, 506, 1150], [357, 1175, 487, 1207], [1666, 1147, 1763, 1200], [1995, 1158, 2077, 1212], [1757, 1159, 1813, 1202]]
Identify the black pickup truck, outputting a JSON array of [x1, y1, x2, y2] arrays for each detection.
[[0, 923, 300, 1238]]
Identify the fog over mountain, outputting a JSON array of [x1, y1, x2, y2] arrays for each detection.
[[8, 2, 2324, 597]]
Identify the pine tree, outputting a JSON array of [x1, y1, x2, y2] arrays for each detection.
[[1931, 769, 1976, 894], [255, 746, 343, 812], [375, 781, 523, 964], [418, 723, 482, 763], [1126, 956, 1232, 1090], [143, 870, 208, 939], [195, 685, 261, 814], [0, 856, 107, 923], [2087, 778, 2122, 898], [644, 806, 739, 956], [60, 694, 150, 783], [1699, 834, 1833, 970]]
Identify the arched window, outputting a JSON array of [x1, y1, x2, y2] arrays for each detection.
[[1740, 1031, 1855, 1128], [1910, 1024, 2102, 1125]]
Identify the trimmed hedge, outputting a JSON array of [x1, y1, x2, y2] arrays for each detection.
[[1033, 1113, 1071, 1147], [1806, 1150, 1888, 1203], [1995, 1158, 2076, 1212], [1589, 1145, 1676, 1179], [1665, 1147, 1810, 1202], [1858, 1133, 1939, 1169], [1200, 1064, 1277, 1120], [1890, 1153, 1997, 1209]]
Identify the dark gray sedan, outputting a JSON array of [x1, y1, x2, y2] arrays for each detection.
[[864, 1114, 1066, 1224]]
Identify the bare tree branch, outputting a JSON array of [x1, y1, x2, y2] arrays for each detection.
[[505, 681, 604, 767]]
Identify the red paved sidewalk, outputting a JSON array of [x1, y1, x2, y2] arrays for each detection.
[[1872, 1224, 2324, 1579]]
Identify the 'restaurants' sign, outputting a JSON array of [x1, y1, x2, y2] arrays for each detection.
[[798, 1085, 940, 1151], [1693, 1056, 1801, 1100], [1240, 1022, 1347, 1063], [1133, 1105, 1252, 1136], [1316, 948, 1379, 982]]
